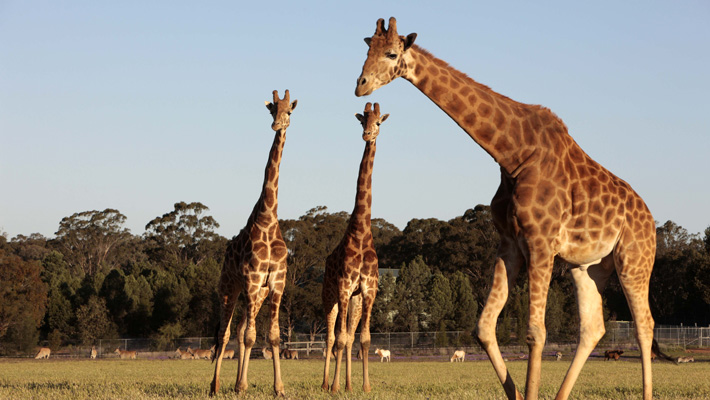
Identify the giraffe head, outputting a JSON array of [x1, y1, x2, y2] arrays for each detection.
[[355, 17, 417, 97], [355, 102, 389, 142], [265, 89, 297, 132]]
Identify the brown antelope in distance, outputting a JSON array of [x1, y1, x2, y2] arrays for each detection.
[[604, 349, 624, 361], [188, 346, 211, 360], [677, 356, 694, 363], [210, 345, 234, 359], [280, 348, 298, 360], [555, 351, 563, 361], [450, 350, 465, 362], [262, 347, 273, 360], [114, 348, 137, 359], [34, 347, 51, 359], [90, 346, 97, 359], [175, 348, 194, 359]]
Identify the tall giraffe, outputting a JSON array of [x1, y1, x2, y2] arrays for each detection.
[[321, 102, 388, 393], [210, 90, 297, 397], [356, 18, 659, 400]]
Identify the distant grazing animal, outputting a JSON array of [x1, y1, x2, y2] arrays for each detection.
[[262, 347, 273, 360], [450, 350, 465, 362], [650, 348, 657, 361], [90, 346, 97, 359], [356, 349, 362, 360], [188, 347, 211, 360], [374, 348, 390, 363], [677, 356, 694, 363], [280, 349, 299, 360], [175, 348, 194, 360], [604, 350, 624, 361], [114, 348, 137, 359], [34, 347, 51, 359], [555, 351, 563, 361], [210, 345, 233, 359]]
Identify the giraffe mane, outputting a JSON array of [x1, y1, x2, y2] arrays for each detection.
[[412, 44, 568, 132]]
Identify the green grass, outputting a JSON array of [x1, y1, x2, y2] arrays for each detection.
[[1, 357, 709, 399]]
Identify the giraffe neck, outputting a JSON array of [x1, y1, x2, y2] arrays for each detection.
[[404, 45, 570, 176], [250, 129, 285, 225], [347, 140, 376, 239]]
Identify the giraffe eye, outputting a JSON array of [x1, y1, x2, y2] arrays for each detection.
[[386, 53, 397, 60]]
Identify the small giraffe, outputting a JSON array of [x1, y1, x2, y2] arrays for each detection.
[[321, 102, 388, 393], [210, 90, 297, 397], [356, 18, 658, 400]]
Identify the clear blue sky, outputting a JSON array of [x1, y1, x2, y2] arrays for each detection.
[[1, 1, 709, 240]]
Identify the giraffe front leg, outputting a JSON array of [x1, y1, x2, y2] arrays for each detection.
[[236, 286, 269, 394], [360, 283, 376, 393], [210, 286, 240, 397], [345, 293, 363, 392], [331, 293, 351, 393], [269, 282, 285, 397], [322, 299, 338, 392], [524, 250, 554, 400], [476, 239, 523, 400]]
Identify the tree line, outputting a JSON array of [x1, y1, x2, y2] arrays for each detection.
[[2, 201, 710, 354]]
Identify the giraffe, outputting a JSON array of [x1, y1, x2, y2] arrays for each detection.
[[209, 90, 297, 397], [355, 17, 659, 400], [321, 102, 388, 393]]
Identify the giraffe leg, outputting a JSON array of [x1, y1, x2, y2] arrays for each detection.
[[524, 250, 555, 400], [345, 293, 363, 392], [331, 293, 351, 393], [236, 286, 270, 394], [615, 233, 656, 400], [322, 297, 338, 392], [210, 286, 240, 396], [476, 238, 524, 400], [268, 280, 286, 397], [556, 257, 614, 400], [360, 283, 376, 393], [235, 308, 247, 390]]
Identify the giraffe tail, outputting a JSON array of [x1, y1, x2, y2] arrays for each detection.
[[652, 338, 677, 364]]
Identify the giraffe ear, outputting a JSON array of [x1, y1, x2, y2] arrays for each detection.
[[355, 113, 364, 123], [290, 100, 297, 111], [404, 33, 417, 51], [265, 101, 273, 111], [380, 114, 390, 123], [364, 37, 372, 47]]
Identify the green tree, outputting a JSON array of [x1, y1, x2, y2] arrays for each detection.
[[144, 202, 222, 269], [393, 255, 432, 332], [449, 271, 478, 332], [372, 272, 396, 333], [75, 296, 117, 345], [428, 272, 453, 329], [54, 209, 131, 276]]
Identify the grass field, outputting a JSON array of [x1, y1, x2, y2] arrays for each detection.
[[1, 356, 709, 399]]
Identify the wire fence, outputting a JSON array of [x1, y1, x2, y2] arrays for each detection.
[[27, 322, 710, 359]]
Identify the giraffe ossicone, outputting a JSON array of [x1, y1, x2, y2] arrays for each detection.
[[356, 17, 659, 400]]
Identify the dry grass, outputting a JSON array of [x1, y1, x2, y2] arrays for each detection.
[[0, 356, 709, 399]]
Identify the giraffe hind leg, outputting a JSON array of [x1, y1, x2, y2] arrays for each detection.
[[556, 257, 614, 400]]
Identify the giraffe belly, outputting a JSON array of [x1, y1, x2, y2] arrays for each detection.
[[557, 229, 619, 267]]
